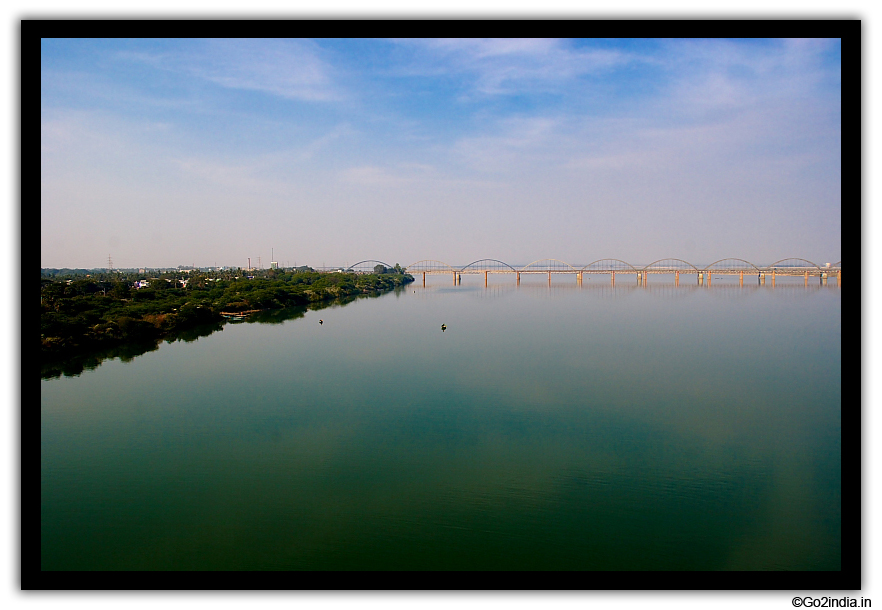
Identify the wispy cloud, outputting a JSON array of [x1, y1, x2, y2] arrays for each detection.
[[391, 38, 630, 97], [451, 116, 562, 173], [121, 39, 343, 102]]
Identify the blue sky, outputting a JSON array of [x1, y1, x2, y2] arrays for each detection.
[[40, 38, 841, 269]]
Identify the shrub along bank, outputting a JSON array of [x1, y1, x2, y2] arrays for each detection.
[[41, 269, 414, 361]]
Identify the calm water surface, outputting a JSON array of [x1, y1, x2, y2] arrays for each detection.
[[41, 275, 841, 570]]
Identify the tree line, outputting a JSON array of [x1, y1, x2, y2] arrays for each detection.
[[41, 268, 414, 370]]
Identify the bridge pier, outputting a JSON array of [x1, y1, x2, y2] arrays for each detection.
[[422, 271, 426, 286], [517, 272, 520, 286], [484, 270, 488, 287], [675, 271, 679, 287], [838, 270, 841, 287], [611, 271, 615, 286], [698, 272, 703, 285], [577, 272, 582, 285], [759, 272, 765, 285], [805, 271, 809, 287], [638, 271, 642, 286], [707, 273, 711, 287], [772, 271, 776, 288], [739, 271, 743, 287]]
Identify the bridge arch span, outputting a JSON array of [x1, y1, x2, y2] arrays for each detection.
[[703, 258, 761, 272], [579, 259, 639, 273], [766, 258, 822, 271], [405, 259, 458, 274], [643, 258, 700, 273], [519, 258, 578, 273], [345, 260, 395, 273], [459, 259, 518, 273]]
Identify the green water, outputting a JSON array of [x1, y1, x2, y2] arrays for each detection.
[[41, 275, 841, 570]]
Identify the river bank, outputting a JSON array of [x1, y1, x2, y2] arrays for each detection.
[[41, 271, 413, 379]]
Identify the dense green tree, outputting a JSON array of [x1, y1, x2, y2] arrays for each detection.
[[110, 282, 131, 299], [41, 268, 413, 372]]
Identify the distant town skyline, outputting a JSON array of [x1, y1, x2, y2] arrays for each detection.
[[41, 38, 841, 269]]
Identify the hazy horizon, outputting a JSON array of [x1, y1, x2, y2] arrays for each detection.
[[41, 38, 841, 270]]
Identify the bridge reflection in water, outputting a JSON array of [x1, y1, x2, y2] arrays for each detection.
[[353, 257, 843, 288]]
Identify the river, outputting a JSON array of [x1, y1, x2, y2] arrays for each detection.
[[41, 274, 841, 571]]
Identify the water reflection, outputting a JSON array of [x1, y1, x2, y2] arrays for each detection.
[[40, 322, 223, 380], [40, 288, 411, 380], [41, 274, 840, 571]]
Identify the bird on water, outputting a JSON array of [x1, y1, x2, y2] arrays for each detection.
[[319, 319, 323, 325], [441, 324, 447, 332]]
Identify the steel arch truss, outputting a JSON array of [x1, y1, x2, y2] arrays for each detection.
[[459, 259, 518, 274], [703, 258, 761, 274], [766, 258, 822, 275], [405, 260, 458, 274], [519, 259, 578, 273], [643, 258, 700, 274], [345, 260, 395, 274], [579, 259, 639, 274]]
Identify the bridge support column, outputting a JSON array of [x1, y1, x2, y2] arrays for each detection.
[[759, 272, 765, 285], [675, 271, 679, 287], [838, 270, 841, 287], [484, 271, 488, 287], [805, 271, 809, 287], [453, 272, 457, 285], [577, 272, 582, 285], [517, 272, 520, 286], [638, 271, 642, 285], [739, 271, 743, 287], [707, 273, 711, 287], [422, 271, 426, 286], [772, 271, 776, 288], [611, 271, 615, 286], [698, 272, 703, 285]]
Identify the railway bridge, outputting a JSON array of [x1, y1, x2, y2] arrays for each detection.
[[336, 258, 841, 287]]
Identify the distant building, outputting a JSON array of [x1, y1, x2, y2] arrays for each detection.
[[134, 280, 150, 289], [270, 261, 279, 270]]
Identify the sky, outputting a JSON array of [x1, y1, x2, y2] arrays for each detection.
[[40, 37, 842, 270]]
